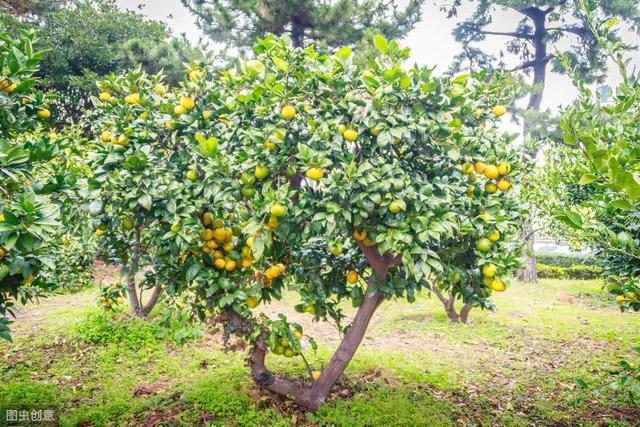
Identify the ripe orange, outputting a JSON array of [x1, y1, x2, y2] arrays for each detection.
[[490, 278, 506, 292], [37, 109, 51, 119], [482, 264, 497, 278], [485, 182, 498, 194], [214, 258, 226, 269], [461, 162, 474, 175], [497, 179, 511, 191], [492, 105, 506, 117], [346, 271, 358, 284], [281, 105, 296, 120], [488, 230, 500, 242], [254, 165, 269, 179], [483, 165, 499, 180], [498, 162, 511, 175], [306, 167, 324, 181], [474, 162, 486, 174], [180, 96, 195, 110], [343, 129, 358, 142], [353, 229, 367, 241], [270, 203, 286, 217]]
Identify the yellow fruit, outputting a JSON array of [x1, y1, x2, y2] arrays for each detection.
[[461, 162, 474, 175], [116, 135, 129, 146], [497, 179, 512, 192], [466, 185, 475, 198], [180, 96, 195, 110], [485, 182, 498, 194], [311, 371, 321, 381], [338, 124, 347, 135], [213, 228, 227, 242], [343, 129, 358, 142], [254, 165, 269, 179], [247, 296, 259, 309], [353, 229, 367, 241], [166, 120, 176, 130], [306, 167, 324, 181], [616, 295, 626, 303], [201, 229, 214, 241], [247, 236, 255, 248], [203, 212, 214, 226], [189, 69, 203, 82], [212, 250, 224, 259], [479, 213, 493, 223], [304, 104, 313, 111], [389, 200, 403, 213], [225, 260, 237, 272], [474, 162, 486, 174], [627, 292, 637, 300], [37, 109, 51, 119], [214, 258, 226, 269], [202, 110, 212, 120], [139, 111, 148, 120], [100, 131, 111, 142], [99, 92, 112, 101], [483, 165, 499, 180], [223, 243, 234, 252], [125, 93, 140, 104], [488, 230, 500, 242], [186, 170, 199, 181], [0, 214, 4, 221], [346, 271, 358, 284], [363, 238, 376, 247], [170, 224, 180, 232], [482, 264, 497, 278], [207, 240, 219, 249], [154, 84, 167, 96], [304, 305, 316, 315], [0, 247, 6, 260], [270, 203, 286, 217], [174, 105, 186, 115], [281, 105, 296, 120], [498, 162, 511, 175], [492, 105, 506, 117], [490, 278, 506, 292], [241, 258, 253, 269]]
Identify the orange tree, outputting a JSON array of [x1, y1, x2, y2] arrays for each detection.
[[85, 65, 219, 316], [0, 30, 58, 340], [147, 35, 523, 409]]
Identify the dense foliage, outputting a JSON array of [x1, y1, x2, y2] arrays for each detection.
[[0, 30, 59, 340]]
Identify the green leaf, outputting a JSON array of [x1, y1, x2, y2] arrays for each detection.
[[138, 194, 152, 210], [578, 174, 598, 185], [610, 199, 634, 210], [271, 56, 289, 72], [372, 34, 388, 54], [335, 46, 352, 61]]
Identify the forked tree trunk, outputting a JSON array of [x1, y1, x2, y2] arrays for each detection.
[[432, 286, 473, 324], [126, 225, 162, 317], [245, 241, 401, 410]]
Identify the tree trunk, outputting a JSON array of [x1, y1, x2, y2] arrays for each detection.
[[127, 225, 142, 316], [290, 17, 304, 48], [247, 241, 401, 410], [140, 285, 163, 316], [517, 7, 549, 283], [459, 303, 472, 324]]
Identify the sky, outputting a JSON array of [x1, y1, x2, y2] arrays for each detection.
[[116, 0, 640, 116]]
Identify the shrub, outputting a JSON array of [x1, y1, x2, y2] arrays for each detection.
[[535, 253, 595, 268], [536, 263, 602, 280]]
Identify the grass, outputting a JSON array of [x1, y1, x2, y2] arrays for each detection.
[[0, 279, 638, 426]]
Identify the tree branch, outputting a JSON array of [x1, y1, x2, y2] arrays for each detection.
[[480, 30, 533, 40], [508, 54, 554, 72]]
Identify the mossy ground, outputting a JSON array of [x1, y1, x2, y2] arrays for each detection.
[[1, 279, 638, 426]]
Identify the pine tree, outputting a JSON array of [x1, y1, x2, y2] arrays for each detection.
[[182, 0, 424, 50]]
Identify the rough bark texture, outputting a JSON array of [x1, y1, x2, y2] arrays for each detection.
[[127, 226, 142, 316], [432, 286, 473, 324], [245, 241, 401, 410]]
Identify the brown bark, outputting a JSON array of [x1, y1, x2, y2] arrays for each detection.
[[246, 240, 401, 410], [127, 226, 142, 316], [432, 286, 473, 324], [141, 286, 163, 316]]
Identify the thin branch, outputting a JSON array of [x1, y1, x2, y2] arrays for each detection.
[[508, 54, 554, 72], [480, 30, 534, 40]]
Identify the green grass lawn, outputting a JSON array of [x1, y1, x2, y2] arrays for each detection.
[[1, 279, 638, 426]]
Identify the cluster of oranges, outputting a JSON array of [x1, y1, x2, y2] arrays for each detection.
[[196, 212, 251, 273], [480, 263, 506, 292], [269, 328, 303, 358], [463, 161, 512, 197]]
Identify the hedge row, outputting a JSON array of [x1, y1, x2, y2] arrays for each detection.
[[536, 263, 603, 280], [535, 253, 596, 268]]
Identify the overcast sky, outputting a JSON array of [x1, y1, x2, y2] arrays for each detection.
[[117, 0, 639, 116]]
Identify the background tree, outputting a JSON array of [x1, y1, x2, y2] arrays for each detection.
[[181, 0, 424, 51], [443, 0, 640, 283], [0, 0, 201, 123]]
